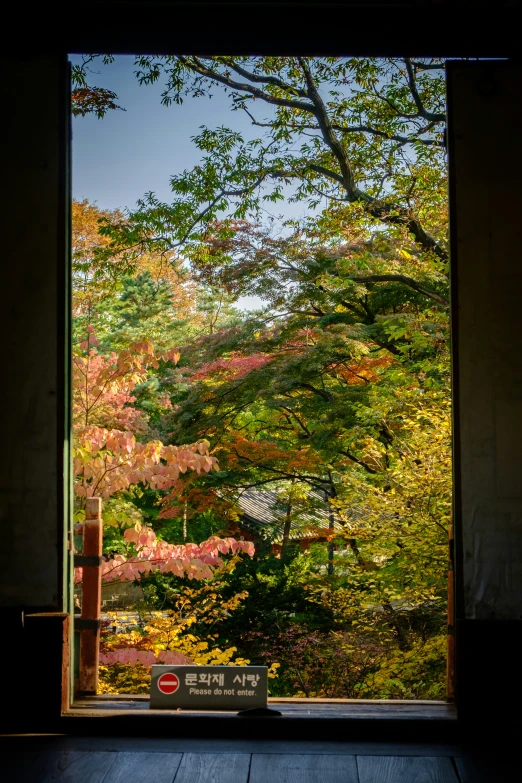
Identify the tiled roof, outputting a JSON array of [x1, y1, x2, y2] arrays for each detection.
[[238, 488, 344, 542]]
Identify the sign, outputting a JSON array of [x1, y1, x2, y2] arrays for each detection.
[[150, 665, 268, 710], [157, 672, 179, 694]]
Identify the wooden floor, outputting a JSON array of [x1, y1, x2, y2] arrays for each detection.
[[0, 735, 515, 783]]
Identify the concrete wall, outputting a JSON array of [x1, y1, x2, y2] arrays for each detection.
[[0, 56, 69, 611]]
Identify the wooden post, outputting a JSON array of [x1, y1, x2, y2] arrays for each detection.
[[447, 521, 455, 700], [79, 496, 102, 694]]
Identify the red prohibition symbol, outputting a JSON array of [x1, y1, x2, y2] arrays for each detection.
[[157, 672, 180, 694]]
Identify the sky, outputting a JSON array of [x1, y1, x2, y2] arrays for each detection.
[[71, 55, 239, 210], [71, 54, 310, 222], [70, 55, 318, 309]]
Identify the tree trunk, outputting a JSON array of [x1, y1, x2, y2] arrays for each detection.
[[326, 481, 336, 575], [281, 497, 292, 562]]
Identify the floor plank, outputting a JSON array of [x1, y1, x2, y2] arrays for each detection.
[[250, 753, 358, 783], [454, 757, 475, 783], [454, 755, 518, 783], [0, 736, 463, 757], [6, 750, 118, 782], [173, 753, 250, 783], [3, 751, 41, 783], [357, 755, 459, 783], [103, 752, 182, 783], [455, 758, 477, 783]]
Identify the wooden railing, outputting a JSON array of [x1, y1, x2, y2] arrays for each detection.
[[74, 496, 103, 695], [72, 498, 456, 701]]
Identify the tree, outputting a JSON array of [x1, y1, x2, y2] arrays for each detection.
[[71, 56, 451, 698], [82, 58, 444, 262], [159, 225, 448, 517], [72, 199, 124, 340], [72, 199, 200, 345], [71, 55, 124, 119]]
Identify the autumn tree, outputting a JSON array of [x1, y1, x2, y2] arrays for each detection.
[[71, 203, 251, 581], [71, 56, 451, 697]]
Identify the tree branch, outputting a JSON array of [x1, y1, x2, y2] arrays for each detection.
[[349, 274, 448, 306], [221, 59, 309, 98], [179, 56, 315, 114], [404, 58, 446, 123], [280, 406, 313, 437], [308, 163, 346, 188], [241, 106, 443, 147], [297, 59, 447, 260], [339, 450, 378, 475], [410, 61, 445, 71], [176, 56, 448, 261], [371, 76, 445, 124], [298, 57, 358, 198], [296, 381, 333, 402]]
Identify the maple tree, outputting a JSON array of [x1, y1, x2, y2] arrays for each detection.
[[71, 327, 256, 678], [71, 332, 250, 580], [74, 427, 216, 499], [71, 56, 124, 119], [71, 55, 452, 698], [158, 222, 450, 696], [75, 521, 253, 584], [71, 198, 260, 684], [98, 575, 279, 693]]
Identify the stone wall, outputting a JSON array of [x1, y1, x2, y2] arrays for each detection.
[[74, 580, 145, 611]]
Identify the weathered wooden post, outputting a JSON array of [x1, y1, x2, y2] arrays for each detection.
[[447, 520, 455, 700], [78, 497, 103, 694]]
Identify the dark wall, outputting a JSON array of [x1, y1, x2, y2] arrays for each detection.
[[448, 61, 522, 723], [0, 56, 69, 612], [11, 1, 522, 58], [449, 62, 522, 623], [1, 2, 522, 730]]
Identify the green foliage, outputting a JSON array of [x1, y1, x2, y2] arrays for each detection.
[[101, 271, 183, 351], [73, 56, 451, 699]]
